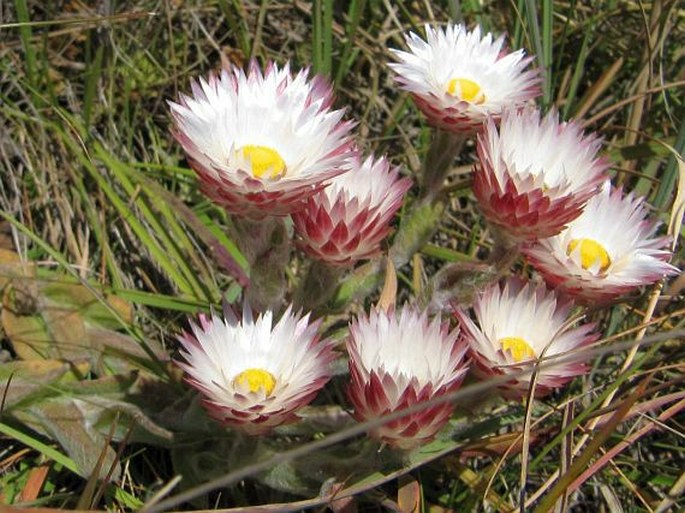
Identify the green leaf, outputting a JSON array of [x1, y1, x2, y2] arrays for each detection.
[[40, 279, 133, 330], [390, 199, 445, 268], [16, 399, 120, 480], [0, 360, 85, 410]]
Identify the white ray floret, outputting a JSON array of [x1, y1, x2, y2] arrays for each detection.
[[346, 306, 469, 449], [169, 61, 354, 217], [390, 24, 540, 132], [524, 183, 679, 302], [454, 279, 598, 397], [176, 303, 334, 434]]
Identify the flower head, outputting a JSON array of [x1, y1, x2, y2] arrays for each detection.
[[292, 153, 412, 265], [346, 306, 469, 450], [169, 61, 355, 218], [454, 278, 599, 398], [473, 108, 609, 241], [176, 303, 334, 434], [523, 183, 679, 303], [390, 24, 540, 133]]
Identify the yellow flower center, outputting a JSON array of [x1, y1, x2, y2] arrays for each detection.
[[446, 78, 485, 104], [233, 368, 277, 395], [237, 145, 286, 179], [566, 238, 611, 273], [499, 337, 536, 362]]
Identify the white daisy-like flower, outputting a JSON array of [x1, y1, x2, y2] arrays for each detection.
[[169, 61, 355, 218], [389, 23, 541, 133], [523, 183, 679, 303], [292, 152, 413, 265], [176, 303, 334, 434], [454, 278, 599, 398], [346, 306, 469, 450], [474, 107, 609, 241]]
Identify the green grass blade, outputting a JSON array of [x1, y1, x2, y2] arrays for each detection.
[[312, 0, 334, 76], [110, 485, 145, 510], [562, 25, 591, 119], [522, 0, 550, 108], [94, 145, 210, 300], [217, 0, 252, 57], [83, 153, 194, 296], [541, 0, 553, 108], [111, 289, 209, 313], [14, 0, 37, 90], [421, 244, 474, 263], [512, 0, 526, 50], [83, 43, 104, 134], [334, 0, 366, 86], [121, 162, 249, 285], [515, 0, 551, 109], [0, 421, 79, 474], [653, 111, 685, 208]]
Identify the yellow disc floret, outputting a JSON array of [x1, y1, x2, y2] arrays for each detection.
[[233, 368, 277, 395], [238, 145, 286, 179], [499, 337, 536, 362], [446, 78, 485, 104], [567, 238, 611, 273]]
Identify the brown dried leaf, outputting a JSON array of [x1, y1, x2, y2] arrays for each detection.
[[397, 475, 421, 513], [2, 294, 53, 360], [19, 465, 50, 502], [42, 307, 89, 361], [0, 249, 33, 292], [376, 258, 397, 312]]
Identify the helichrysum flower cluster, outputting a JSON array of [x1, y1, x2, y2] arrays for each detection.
[[170, 21, 678, 450]]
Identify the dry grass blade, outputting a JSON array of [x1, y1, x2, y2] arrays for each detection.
[[555, 402, 573, 513], [533, 376, 651, 513], [572, 57, 624, 120], [617, 0, 664, 185], [568, 398, 685, 496], [666, 147, 685, 252], [655, 470, 685, 513], [581, 80, 685, 128]]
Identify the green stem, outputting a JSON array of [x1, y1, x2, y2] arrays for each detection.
[[294, 259, 346, 312], [329, 128, 468, 308], [487, 225, 522, 275], [328, 198, 445, 309], [421, 129, 466, 200], [389, 197, 446, 268], [229, 217, 291, 312]]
